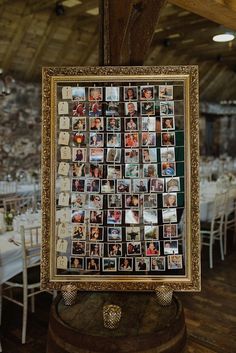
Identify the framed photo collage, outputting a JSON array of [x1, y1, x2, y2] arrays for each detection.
[[41, 66, 200, 291]]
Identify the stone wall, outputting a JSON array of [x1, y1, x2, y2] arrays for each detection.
[[0, 82, 41, 180]]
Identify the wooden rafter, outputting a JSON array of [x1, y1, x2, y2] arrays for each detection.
[[100, 0, 167, 65], [168, 0, 236, 31]]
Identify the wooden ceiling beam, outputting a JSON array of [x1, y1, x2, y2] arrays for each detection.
[[100, 0, 167, 65], [168, 0, 236, 31]]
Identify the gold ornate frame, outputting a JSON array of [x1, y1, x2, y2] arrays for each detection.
[[41, 66, 200, 291]]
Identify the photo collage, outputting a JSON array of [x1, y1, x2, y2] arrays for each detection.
[[56, 83, 184, 275]]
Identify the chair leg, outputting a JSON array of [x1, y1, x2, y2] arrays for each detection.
[[0, 285, 2, 325], [22, 287, 28, 344], [31, 289, 35, 313], [224, 220, 227, 255], [209, 239, 213, 269], [220, 234, 225, 261]]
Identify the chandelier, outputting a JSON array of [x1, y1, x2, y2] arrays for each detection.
[[0, 68, 15, 96]]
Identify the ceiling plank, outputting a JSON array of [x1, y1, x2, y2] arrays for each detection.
[[168, 0, 236, 31], [101, 0, 167, 65]]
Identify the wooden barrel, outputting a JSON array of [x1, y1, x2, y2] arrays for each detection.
[[47, 292, 186, 353]]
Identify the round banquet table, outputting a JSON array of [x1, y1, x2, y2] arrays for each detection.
[[47, 292, 186, 353]]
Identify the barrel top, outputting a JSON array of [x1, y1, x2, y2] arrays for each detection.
[[57, 292, 181, 337]]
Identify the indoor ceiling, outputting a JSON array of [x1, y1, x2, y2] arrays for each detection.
[[0, 0, 236, 102]]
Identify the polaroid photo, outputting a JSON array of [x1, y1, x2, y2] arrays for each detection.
[[72, 148, 87, 162], [161, 116, 175, 130], [105, 86, 120, 101], [72, 117, 86, 131], [126, 227, 141, 241], [89, 148, 104, 163], [72, 163, 86, 177], [141, 116, 156, 131], [162, 208, 177, 223], [163, 192, 177, 208], [125, 209, 140, 224], [143, 209, 158, 224], [140, 85, 155, 100], [105, 102, 120, 116], [144, 225, 159, 240], [62, 86, 72, 100], [58, 101, 68, 115], [89, 210, 103, 224], [165, 177, 180, 192], [89, 243, 104, 257], [71, 210, 85, 223], [125, 164, 139, 178], [160, 101, 175, 116], [59, 116, 70, 130], [89, 226, 104, 241], [86, 258, 100, 271], [117, 179, 131, 193], [107, 165, 122, 179], [71, 225, 86, 240], [86, 178, 100, 193], [89, 133, 104, 147], [108, 243, 122, 256], [72, 132, 86, 147], [146, 241, 160, 256], [132, 179, 148, 193], [125, 101, 138, 117], [125, 194, 140, 208], [125, 117, 138, 131], [141, 101, 155, 115], [71, 193, 87, 208], [135, 257, 150, 271], [142, 148, 157, 163], [161, 132, 175, 146], [167, 255, 183, 270], [70, 257, 84, 270], [106, 148, 121, 163], [143, 194, 157, 208], [141, 132, 156, 146], [124, 132, 139, 148], [107, 210, 122, 225], [127, 242, 141, 255], [159, 85, 173, 100], [118, 258, 133, 271], [124, 86, 138, 101], [164, 240, 179, 255], [102, 258, 117, 272], [161, 162, 176, 177], [150, 256, 166, 271], [107, 133, 121, 147], [72, 102, 86, 117], [89, 117, 104, 131], [88, 101, 102, 117], [89, 164, 104, 178], [108, 194, 122, 208], [71, 178, 85, 192], [163, 224, 178, 238], [88, 194, 103, 209], [125, 149, 139, 164], [106, 117, 121, 131], [143, 164, 158, 178], [160, 147, 175, 162], [71, 241, 86, 255], [101, 179, 115, 193], [88, 87, 103, 101], [72, 87, 86, 101], [107, 227, 122, 241]]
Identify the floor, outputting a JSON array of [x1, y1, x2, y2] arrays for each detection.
[[1, 238, 236, 353]]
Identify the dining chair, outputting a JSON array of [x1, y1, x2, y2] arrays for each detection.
[[0, 181, 17, 195], [201, 192, 227, 269], [0, 225, 42, 344], [224, 186, 236, 255], [3, 195, 35, 214]]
